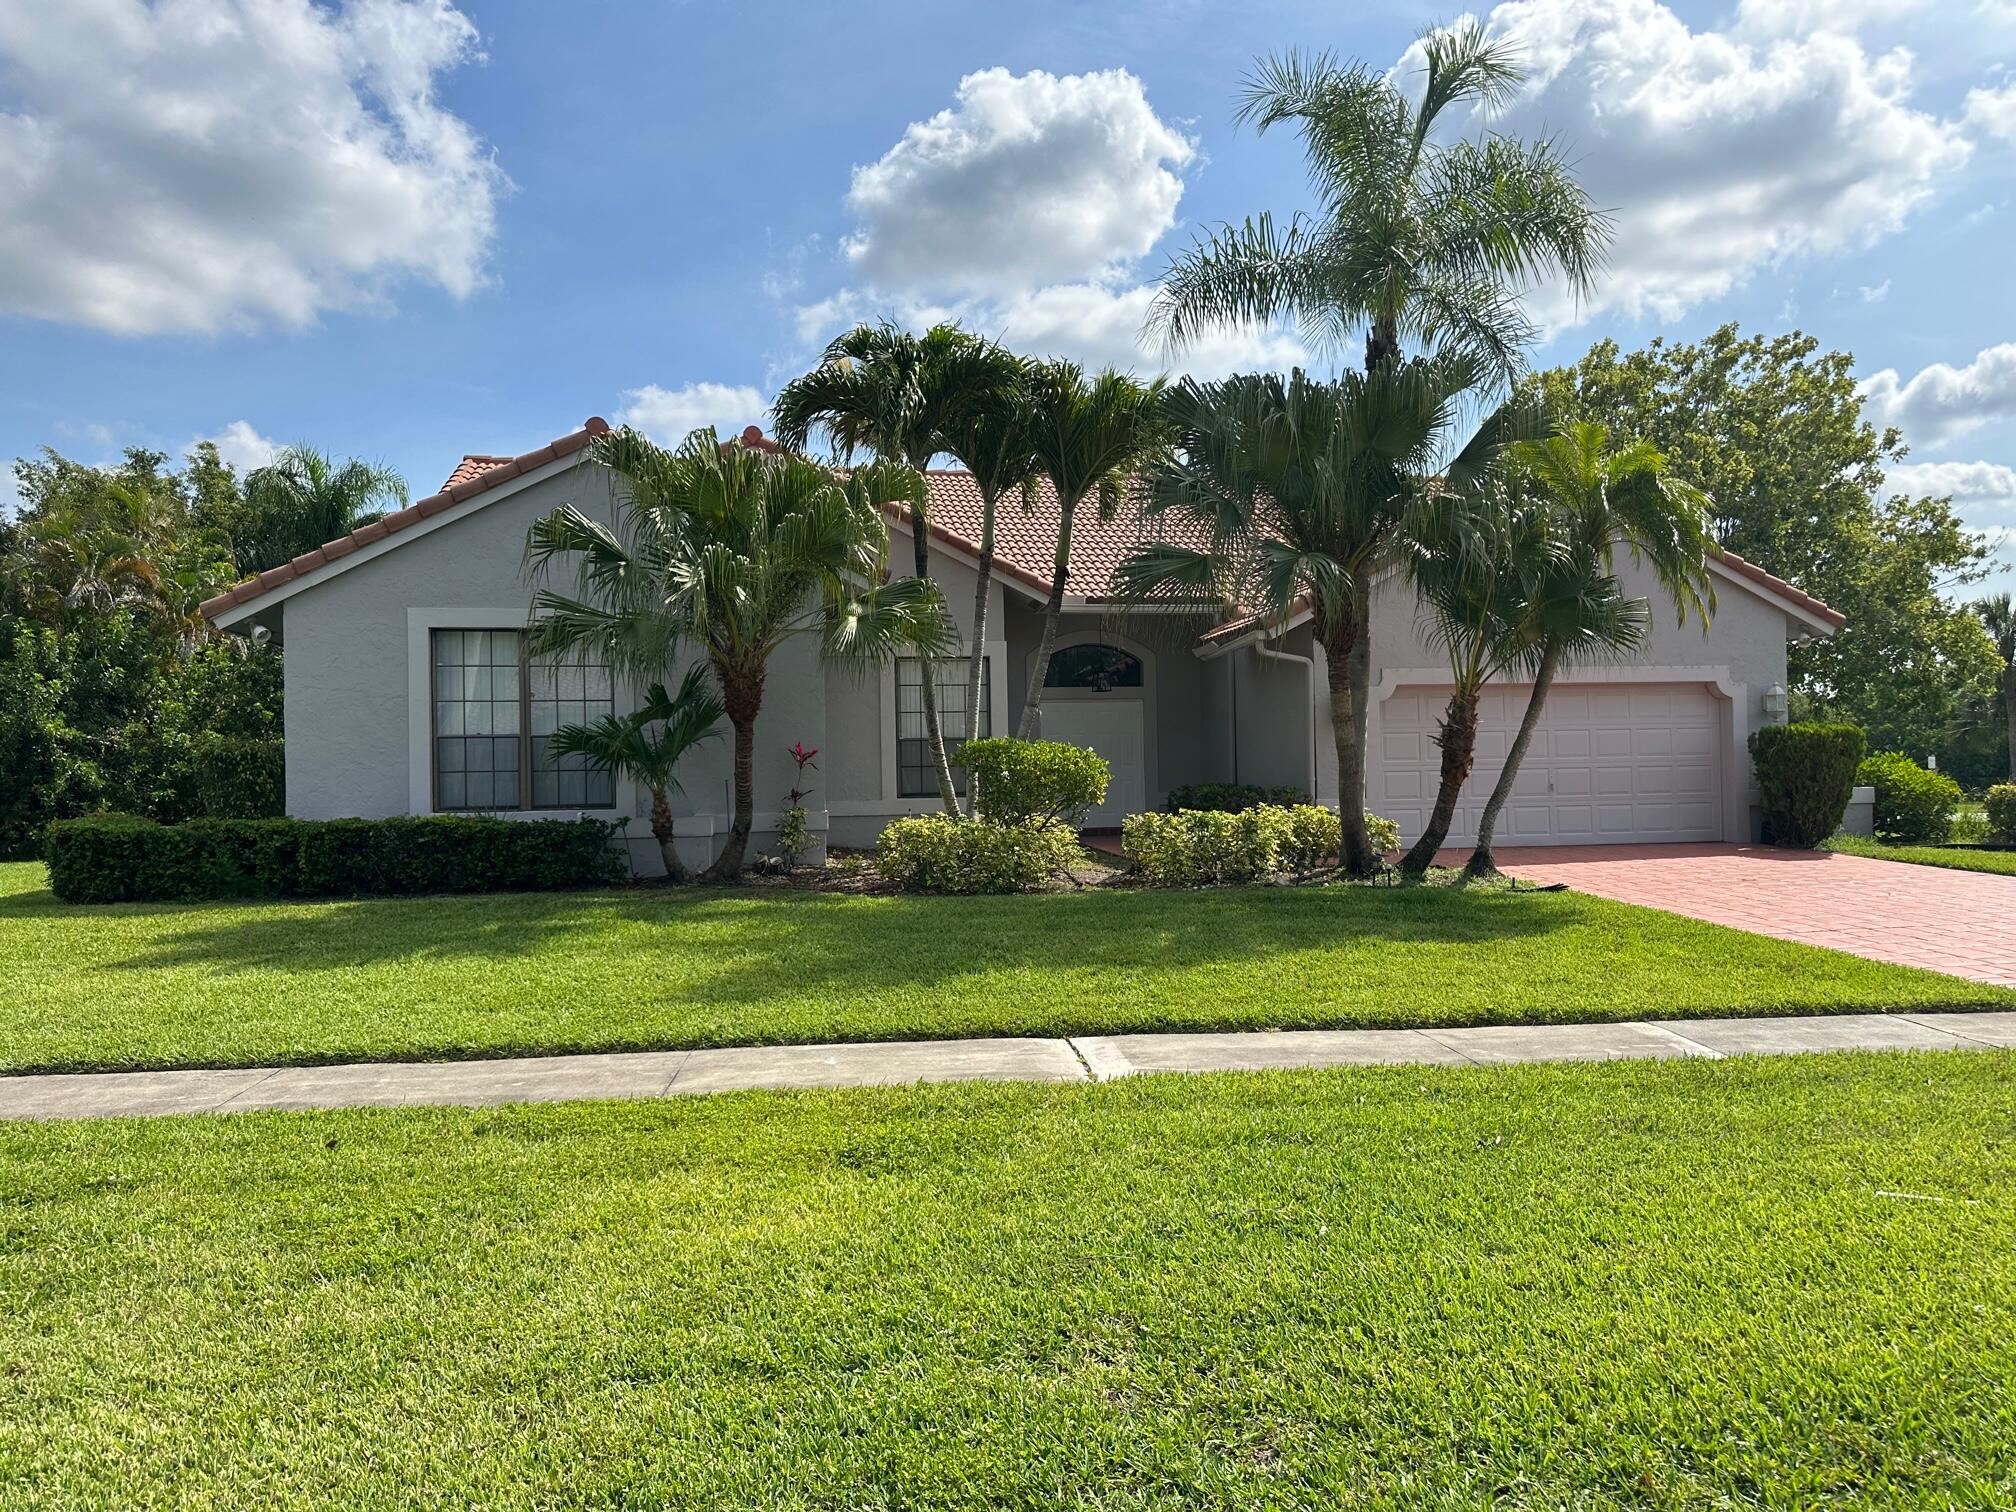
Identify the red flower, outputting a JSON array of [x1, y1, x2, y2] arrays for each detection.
[[789, 741, 819, 771]]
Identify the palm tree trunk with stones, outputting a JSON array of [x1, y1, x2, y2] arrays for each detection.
[[1017, 496, 1076, 741], [705, 665, 764, 882], [961, 493, 999, 816], [1400, 686, 1481, 876], [909, 508, 960, 812], [649, 787, 690, 884], [1464, 639, 1562, 880]]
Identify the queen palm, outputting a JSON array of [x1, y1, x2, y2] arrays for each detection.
[[240, 446, 407, 574], [1116, 357, 1480, 876], [526, 426, 952, 881], [1463, 422, 1714, 879], [1976, 594, 2016, 782]]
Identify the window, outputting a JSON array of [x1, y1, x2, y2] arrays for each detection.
[[896, 656, 991, 798], [1044, 642, 1143, 690], [431, 630, 615, 811]]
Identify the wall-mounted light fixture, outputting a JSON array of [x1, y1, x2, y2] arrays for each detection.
[[1762, 682, 1789, 721]]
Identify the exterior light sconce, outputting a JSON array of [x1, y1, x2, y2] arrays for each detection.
[[1762, 683, 1789, 722]]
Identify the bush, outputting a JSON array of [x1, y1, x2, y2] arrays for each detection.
[[1121, 805, 1398, 886], [1163, 782, 1307, 814], [1984, 785, 2016, 841], [954, 738, 1109, 826], [875, 814, 1084, 894], [1748, 722, 1865, 848], [190, 733, 285, 819], [43, 813, 627, 904], [1857, 752, 1964, 844]]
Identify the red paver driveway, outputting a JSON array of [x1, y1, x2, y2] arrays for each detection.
[[1485, 843, 2016, 988]]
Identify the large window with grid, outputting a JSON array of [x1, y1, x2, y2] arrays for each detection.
[[895, 655, 991, 798], [431, 629, 616, 811]]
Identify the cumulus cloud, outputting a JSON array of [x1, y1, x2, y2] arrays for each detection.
[[1732, 0, 1925, 34], [842, 68, 1194, 300], [0, 0, 504, 335], [1885, 459, 2016, 511], [1860, 343, 2016, 447], [197, 420, 280, 474], [1434, 0, 1970, 327], [1966, 79, 2016, 140], [615, 383, 769, 445]]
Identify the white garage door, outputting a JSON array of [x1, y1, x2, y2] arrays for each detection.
[[1380, 683, 1723, 847]]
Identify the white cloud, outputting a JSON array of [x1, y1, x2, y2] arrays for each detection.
[[842, 68, 1194, 301], [1733, 0, 1925, 34], [1860, 343, 2016, 446], [197, 420, 280, 474], [1966, 78, 2016, 140], [1884, 459, 2016, 511], [615, 383, 769, 446], [1438, 0, 1970, 327], [1860, 279, 1891, 303], [0, 0, 504, 335]]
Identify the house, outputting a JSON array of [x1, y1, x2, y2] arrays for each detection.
[[199, 417, 1847, 874]]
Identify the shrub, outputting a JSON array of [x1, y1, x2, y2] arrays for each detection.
[[875, 814, 1084, 893], [1985, 785, 2016, 842], [1163, 782, 1307, 814], [190, 733, 285, 819], [43, 813, 627, 904], [1748, 722, 1865, 848], [1121, 805, 1398, 885], [954, 738, 1109, 826], [1857, 752, 1964, 844]]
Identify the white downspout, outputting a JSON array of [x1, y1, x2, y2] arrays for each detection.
[[1255, 639, 1320, 805]]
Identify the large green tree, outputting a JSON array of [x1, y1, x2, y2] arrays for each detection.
[[239, 446, 407, 576]]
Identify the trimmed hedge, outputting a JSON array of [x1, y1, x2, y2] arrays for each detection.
[[1122, 805, 1399, 886], [1163, 782, 1308, 814], [43, 813, 628, 904], [875, 815, 1085, 894], [1858, 753, 1964, 845], [953, 738, 1109, 827], [1987, 785, 2016, 842], [1748, 722, 1865, 848]]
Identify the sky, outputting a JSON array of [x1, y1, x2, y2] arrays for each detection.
[[3, 0, 2015, 591]]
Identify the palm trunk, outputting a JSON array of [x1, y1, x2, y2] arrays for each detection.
[[1016, 494, 1076, 741], [1321, 569, 1377, 877], [961, 489, 999, 817], [649, 787, 690, 884], [2004, 665, 2016, 784], [1399, 685, 1480, 877], [1464, 640, 1562, 880], [705, 664, 764, 882], [909, 506, 959, 811]]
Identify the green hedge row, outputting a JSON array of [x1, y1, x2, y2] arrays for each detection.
[[44, 813, 628, 904]]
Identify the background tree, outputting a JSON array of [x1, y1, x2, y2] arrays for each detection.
[[238, 446, 407, 575], [526, 427, 952, 881], [1975, 594, 2016, 784]]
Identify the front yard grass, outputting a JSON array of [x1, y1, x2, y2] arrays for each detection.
[[1828, 833, 2016, 876], [2, 859, 2009, 1075], [2, 1052, 2012, 1505]]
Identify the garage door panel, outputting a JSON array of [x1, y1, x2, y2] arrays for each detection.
[[1594, 727, 1633, 758]]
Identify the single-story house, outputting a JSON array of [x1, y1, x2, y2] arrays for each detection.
[[200, 417, 1848, 875]]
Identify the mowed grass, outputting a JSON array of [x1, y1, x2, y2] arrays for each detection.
[[1829, 833, 2016, 876], [3, 860, 2009, 1075], [3, 1053, 2014, 1506]]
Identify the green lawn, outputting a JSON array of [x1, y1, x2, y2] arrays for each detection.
[[2, 1053, 2012, 1505], [1829, 833, 2016, 876], [2, 859, 2009, 1075]]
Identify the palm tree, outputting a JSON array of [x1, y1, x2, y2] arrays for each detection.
[[1463, 422, 1714, 879], [772, 323, 1001, 810], [1149, 21, 1609, 380], [549, 663, 724, 883], [1017, 360, 1168, 740], [1116, 358, 1480, 875], [1976, 593, 2016, 782], [240, 446, 407, 574], [526, 426, 952, 881]]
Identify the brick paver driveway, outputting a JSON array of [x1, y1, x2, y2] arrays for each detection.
[[1489, 843, 2016, 987]]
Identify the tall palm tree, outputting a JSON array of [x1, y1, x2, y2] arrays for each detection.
[[1149, 22, 1608, 379], [1116, 358, 1480, 875], [1463, 422, 1714, 879], [526, 426, 952, 881], [549, 663, 724, 884], [1976, 593, 2016, 782], [240, 446, 407, 575], [772, 323, 1000, 810], [1017, 360, 1167, 740]]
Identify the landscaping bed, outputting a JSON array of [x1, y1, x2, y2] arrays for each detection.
[[2, 1053, 2012, 1505], [2, 859, 2008, 1076]]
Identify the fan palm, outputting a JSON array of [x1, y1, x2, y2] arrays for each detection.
[[548, 663, 724, 884], [1975, 593, 2016, 782], [1017, 360, 1168, 740], [240, 446, 407, 575], [1463, 422, 1714, 879], [526, 426, 953, 881], [1150, 21, 1609, 379], [1115, 358, 1480, 876]]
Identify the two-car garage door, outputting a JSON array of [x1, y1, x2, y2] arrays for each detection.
[[1380, 683, 1723, 847]]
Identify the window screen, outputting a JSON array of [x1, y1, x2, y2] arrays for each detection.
[[896, 656, 991, 798], [431, 630, 616, 811]]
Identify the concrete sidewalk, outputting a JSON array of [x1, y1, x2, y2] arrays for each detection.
[[5, 1011, 2014, 1122]]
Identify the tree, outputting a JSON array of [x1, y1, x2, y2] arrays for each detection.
[[526, 426, 952, 881], [1016, 361, 1167, 742], [1116, 359, 1479, 876], [239, 446, 407, 575], [1535, 326, 2000, 758], [1464, 423, 1714, 879], [549, 663, 724, 883], [1976, 594, 2016, 784], [773, 323, 1004, 810]]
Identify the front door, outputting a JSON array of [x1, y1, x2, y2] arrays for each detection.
[[1041, 700, 1146, 827]]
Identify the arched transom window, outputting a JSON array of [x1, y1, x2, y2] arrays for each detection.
[[1044, 643, 1143, 691]]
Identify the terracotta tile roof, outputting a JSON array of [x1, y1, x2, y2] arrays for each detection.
[[198, 417, 611, 621], [441, 453, 515, 491], [1712, 547, 1847, 628]]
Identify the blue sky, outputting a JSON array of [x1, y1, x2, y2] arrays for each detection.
[[4, 0, 2015, 589]]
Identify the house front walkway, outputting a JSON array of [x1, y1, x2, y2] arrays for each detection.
[[3, 1011, 2012, 1121]]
